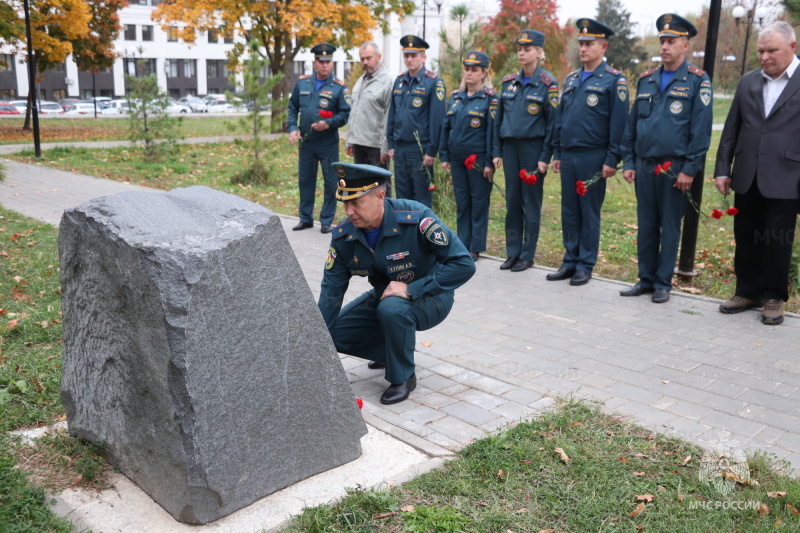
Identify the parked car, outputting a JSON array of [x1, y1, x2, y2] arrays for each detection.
[[9, 100, 28, 113], [203, 94, 226, 106], [166, 100, 191, 114], [64, 102, 104, 115], [177, 97, 207, 113], [103, 99, 130, 115], [207, 100, 239, 113], [39, 101, 64, 114], [59, 98, 80, 112], [0, 102, 21, 114]]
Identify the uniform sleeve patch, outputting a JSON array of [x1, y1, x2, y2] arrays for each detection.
[[425, 223, 449, 246], [325, 246, 337, 270], [419, 217, 435, 233]]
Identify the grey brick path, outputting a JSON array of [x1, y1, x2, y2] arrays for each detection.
[[2, 158, 798, 470]]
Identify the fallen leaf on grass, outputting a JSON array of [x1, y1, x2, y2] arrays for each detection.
[[70, 474, 83, 486], [757, 503, 770, 517], [420, 341, 431, 347], [514, 508, 527, 514], [636, 494, 654, 502], [554, 447, 570, 463], [401, 505, 415, 513], [632, 472, 645, 477], [635, 526, 645, 531], [619, 456, 630, 464], [766, 491, 786, 498], [517, 460, 534, 464], [497, 469, 505, 478], [538, 530, 555, 533], [682, 455, 692, 465], [13, 276, 29, 285], [373, 512, 397, 519], [680, 286, 701, 294], [629, 502, 646, 517], [473, 502, 488, 507], [7, 319, 18, 329], [786, 503, 798, 515], [635, 454, 649, 459], [657, 485, 667, 492]]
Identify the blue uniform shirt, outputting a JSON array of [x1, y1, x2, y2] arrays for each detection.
[[386, 68, 446, 157], [552, 61, 629, 168], [439, 87, 499, 169], [287, 75, 351, 142], [622, 60, 713, 177], [492, 66, 559, 163], [318, 198, 475, 328]]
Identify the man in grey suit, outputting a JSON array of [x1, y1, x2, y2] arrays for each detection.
[[714, 21, 800, 325]]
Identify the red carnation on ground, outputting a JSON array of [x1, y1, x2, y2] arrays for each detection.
[[726, 207, 739, 216], [711, 209, 724, 219], [576, 181, 587, 196], [428, 183, 437, 191], [319, 110, 334, 119], [465, 154, 477, 170], [356, 398, 363, 410]]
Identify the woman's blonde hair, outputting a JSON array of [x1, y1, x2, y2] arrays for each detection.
[[458, 66, 493, 92]]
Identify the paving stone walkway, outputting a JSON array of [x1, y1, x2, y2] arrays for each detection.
[[2, 157, 798, 471]]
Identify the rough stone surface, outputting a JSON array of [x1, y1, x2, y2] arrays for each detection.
[[59, 186, 367, 525]]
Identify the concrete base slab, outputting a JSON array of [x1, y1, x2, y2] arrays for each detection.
[[51, 425, 442, 533]]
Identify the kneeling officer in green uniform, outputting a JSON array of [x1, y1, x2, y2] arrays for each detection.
[[318, 163, 476, 404]]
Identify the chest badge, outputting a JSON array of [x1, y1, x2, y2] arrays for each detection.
[[319, 98, 329, 108], [586, 94, 599, 107], [387, 251, 410, 261], [527, 102, 540, 115], [670, 100, 683, 114], [470, 117, 482, 128], [412, 96, 423, 107]]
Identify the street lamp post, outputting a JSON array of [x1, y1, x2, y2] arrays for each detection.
[[22, 0, 41, 157], [732, 4, 769, 76], [420, 0, 444, 41]]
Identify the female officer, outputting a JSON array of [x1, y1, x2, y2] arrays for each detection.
[[492, 30, 559, 272], [440, 51, 498, 261]]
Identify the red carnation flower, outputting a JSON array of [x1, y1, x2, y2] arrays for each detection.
[[519, 169, 528, 179], [726, 207, 739, 216], [662, 161, 672, 171], [319, 110, 334, 119], [428, 183, 437, 191], [711, 209, 723, 219], [356, 398, 363, 410], [576, 181, 587, 196], [655, 164, 663, 175], [465, 154, 477, 170]]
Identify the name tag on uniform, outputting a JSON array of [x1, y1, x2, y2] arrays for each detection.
[[467, 110, 484, 116], [300, 91, 311, 96], [412, 88, 427, 95], [586, 86, 605, 92], [349, 268, 370, 276], [526, 95, 544, 103], [387, 261, 416, 274]]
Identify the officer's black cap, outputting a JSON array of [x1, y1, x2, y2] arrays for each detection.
[[656, 13, 697, 39], [462, 50, 490, 68], [311, 42, 336, 61], [576, 18, 615, 41], [333, 162, 392, 201], [515, 29, 545, 47], [400, 35, 430, 54]]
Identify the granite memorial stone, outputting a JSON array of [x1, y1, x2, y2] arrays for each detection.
[[59, 185, 368, 524]]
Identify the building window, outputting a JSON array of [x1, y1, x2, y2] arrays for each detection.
[[124, 24, 136, 41], [52, 89, 66, 100], [125, 57, 156, 77], [169, 89, 180, 99], [292, 60, 305, 76], [208, 29, 218, 43], [142, 25, 153, 41], [207, 60, 217, 78], [222, 62, 230, 78], [166, 59, 179, 78], [223, 33, 234, 44], [183, 59, 196, 78], [0, 54, 14, 71], [0, 89, 16, 99], [167, 27, 179, 42]]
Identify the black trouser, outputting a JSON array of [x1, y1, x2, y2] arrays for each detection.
[[352, 144, 392, 198], [733, 178, 799, 302]]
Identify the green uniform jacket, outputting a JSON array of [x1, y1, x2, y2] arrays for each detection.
[[318, 198, 476, 328]]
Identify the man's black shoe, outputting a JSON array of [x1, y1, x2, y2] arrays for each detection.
[[320, 224, 332, 234], [511, 259, 533, 272], [380, 373, 416, 404], [292, 221, 313, 231], [619, 284, 654, 297], [367, 361, 385, 370], [570, 270, 591, 286], [546, 267, 575, 281], [652, 289, 670, 303], [500, 256, 518, 270]]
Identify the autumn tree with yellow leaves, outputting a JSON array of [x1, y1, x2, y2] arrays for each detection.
[[152, 0, 415, 129]]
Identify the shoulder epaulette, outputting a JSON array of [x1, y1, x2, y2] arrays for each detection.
[[424, 70, 438, 79], [331, 219, 353, 240], [333, 77, 345, 86], [450, 89, 461, 96], [397, 71, 406, 77], [539, 72, 555, 86], [395, 210, 420, 224], [640, 67, 657, 78], [484, 88, 496, 96], [502, 73, 517, 82], [605, 65, 621, 76], [568, 69, 580, 78], [688, 65, 706, 76], [299, 75, 310, 80]]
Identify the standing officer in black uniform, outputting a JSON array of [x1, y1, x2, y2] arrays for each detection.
[[620, 14, 712, 303], [440, 50, 498, 261], [493, 29, 559, 272], [386, 35, 446, 208], [318, 163, 475, 404], [287, 43, 351, 234], [550, 19, 628, 286]]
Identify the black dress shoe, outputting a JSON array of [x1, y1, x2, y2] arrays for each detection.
[[320, 224, 332, 234], [500, 256, 518, 270], [619, 284, 654, 297], [367, 360, 385, 370], [292, 221, 313, 231], [470, 252, 480, 261], [652, 289, 670, 303], [570, 270, 591, 286], [511, 259, 533, 272], [380, 373, 416, 404], [546, 267, 575, 281]]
